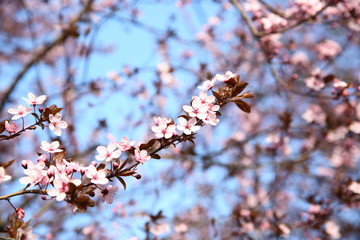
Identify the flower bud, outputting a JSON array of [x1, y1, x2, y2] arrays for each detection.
[[89, 192, 95, 197], [47, 166, 56, 178], [134, 174, 142, 180], [39, 107, 44, 113], [21, 160, 28, 169], [80, 168, 86, 176], [113, 162, 119, 169], [15, 208, 25, 219], [91, 161, 97, 167], [101, 188, 109, 195], [37, 154, 47, 162], [42, 196, 47, 200]]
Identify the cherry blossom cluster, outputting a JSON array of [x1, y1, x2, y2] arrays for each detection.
[[0, 71, 252, 240], [150, 72, 236, 140], [5, 92, 68, 137]]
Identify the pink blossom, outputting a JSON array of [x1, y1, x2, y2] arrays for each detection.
[[19, 161, 48, 186], [95, 142, 121, 162], [5, 121, 18, 133], [294, 0, 325, 16], [316, 40, 341, 60], [260, 14, 287, 33], [153, 116, 171, 126], [22, 92, 46, 106], [151, 118, 177, 139], [0, 167, 12, 184], [301, 104, 326, 126], [244, 0, 262, 16], [202, 112, 220, 126], [349, 181, 360, 194], [207, 103, 220, 113], [193, 91, 215, 105], [17, 227, 37, 240], [37, 154, 47, 162], [326, 126, 348, 142], [215, 71, 236, 82], [49, 113, 68, 136], [333, 78, 347, 89], [134, 149, 150, 163], [40, 140, 63, 153], [305, 76, 325, 91], [63, 159, 81, 175], [101, 185, 118, 204], [151, 124, 176, 139], [197, 78, 216, 90], [85, 165, 109, 185], [304, 68, 324, 91], [177, 117, 200, 135], [47, 174, 70, 201], [117, 136, 136, 151], [183, 98, 208, 120], [7, 104, 32, 120], [291, 51, 309, 66]]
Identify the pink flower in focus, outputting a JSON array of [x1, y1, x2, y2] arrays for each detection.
[[193, 91, 215, 105], [47, 174, 70, 201], [22, 92, 46, 106], [151, 118, 177, 139], [117, 137, 136, 151], [95, 142, 121, 162], [85, 165, 109, 185], [0, 167, 12, 184], [19, 161, 48, 185], [63, 159, 81, 175], [152, 124, 177, 139], [101, 185, 119, 204], [49, 113, 68, 136], [5, 121, 18, 133], [8, 104, 32, 120], [203, 112, 220, 126], [19, 161, 48, 186], [207, 103, 220, 113], [37, 154, 47, 162], [183, 98, 208, 120], [40, 141, 63, 153], [198, 78, 216, 90], [154, 117, 171, 126], [215, 71, 236, 82], [134, 149, 150, 163], [177, 117, 200, 135]]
